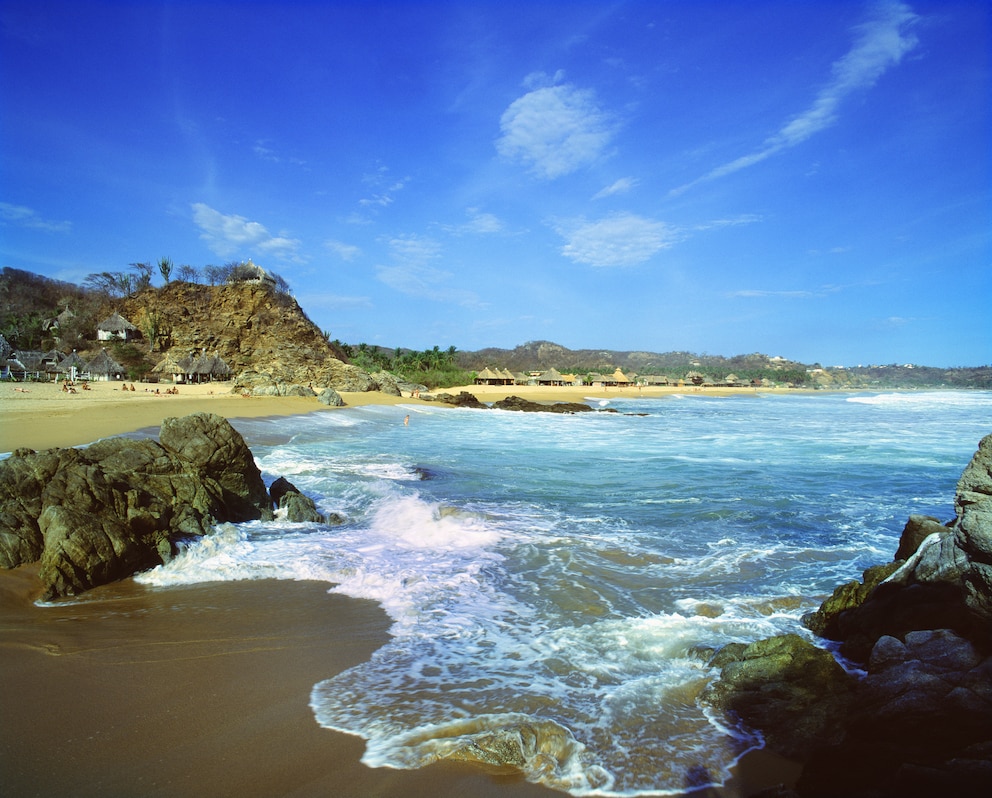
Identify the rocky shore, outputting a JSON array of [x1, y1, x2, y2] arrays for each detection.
[[2, 408, 990, 795], [704, 433, 992, 796], [0, 412, 323, 600]]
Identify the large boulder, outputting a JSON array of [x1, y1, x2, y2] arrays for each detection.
[[703, 634, 855, 759], [160, 412, 272, 523], [0, 414, 272, 599]]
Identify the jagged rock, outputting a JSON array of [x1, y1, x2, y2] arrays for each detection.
[[894, 514, 951, 560], [317, 387, 345, 406], [955, 432, 992, 514], [160, 413, 272, 523], [269, 476, 324, 523], [492, 395, 593, 414], [703, 634, 855, 759], [801, 561, 902, 639], [0, 414, 272, 599]]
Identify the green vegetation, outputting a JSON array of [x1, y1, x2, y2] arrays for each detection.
[[339, 343, 475, 389]]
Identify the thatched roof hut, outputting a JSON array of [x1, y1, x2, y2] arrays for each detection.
[[151, 352, 187, 382], [186, 350, 231, 382], [97, 311, 138, 342], [86, 348, 125, 381], [537, 368, 565, 386], [56, 350, 87, 377]]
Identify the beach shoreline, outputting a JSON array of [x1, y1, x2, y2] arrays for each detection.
[[0, 378, 802, 796], [0, 377, 797, 454]]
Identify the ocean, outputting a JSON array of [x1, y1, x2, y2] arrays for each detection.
[[136, 390, 992, 796]]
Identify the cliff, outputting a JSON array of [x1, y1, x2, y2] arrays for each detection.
[[120, 282, 378, 392]]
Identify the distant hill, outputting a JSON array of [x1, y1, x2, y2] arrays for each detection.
[[456, 340, 992, 389], [2, 269, 989, 389]]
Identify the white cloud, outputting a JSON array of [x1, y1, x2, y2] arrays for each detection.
[[672, 1, 919, 195], [592, 177, 638, 200], [0, 202, 71, 233], [441, 208, 504, 235], [497, 80, 616, 179], [325, 239, 361, 261], [555, 213, 677, 267], [375, 234, 480, 306], [191, 202, 302, 260]]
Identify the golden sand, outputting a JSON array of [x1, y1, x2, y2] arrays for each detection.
[[0, 377, 783, 453]]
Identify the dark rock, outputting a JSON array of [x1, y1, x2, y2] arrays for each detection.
[[279, 491, 324, 524], [160, 412, 272, 522], [801, 561, 902, 640], [703, 634, 855, 759], [433, 391, 488, 408], [270, 476, 324, 524], [492, 395, 593, 414], [0, 413, 272, 599]]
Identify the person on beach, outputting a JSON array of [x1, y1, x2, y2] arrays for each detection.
[[404, 414, 410, 426]]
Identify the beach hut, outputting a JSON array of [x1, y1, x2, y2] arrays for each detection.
[[151, 352, 187, 383], [187, 350, 231, 383], [97, 311, 139, 342], [611, 368, 633, 386], [86, 348, 126, 381], [537, 368, 566, 386], [474, 366, 503, 386], [56, 350, 87, 380]]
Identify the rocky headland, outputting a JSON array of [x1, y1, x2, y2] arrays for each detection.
[[0, 413, 323, 600], [704, 433, 992, 796]]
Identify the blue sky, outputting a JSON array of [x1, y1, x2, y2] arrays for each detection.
[[1, 0, 989, 366]]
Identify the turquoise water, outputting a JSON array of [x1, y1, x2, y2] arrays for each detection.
[[137, 391, 992, 795]]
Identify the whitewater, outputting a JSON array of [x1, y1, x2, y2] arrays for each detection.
[[136, 390, 992, 795]]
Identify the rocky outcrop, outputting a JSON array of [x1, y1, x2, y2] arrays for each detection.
[[703, 634, 855, 759], [703, 434, 992, 796], [317, 387, 345, 406], [430, 391, 488, 409], [0, 413, 272, 599], [492, 395, 593, 414], [269, 476, 325, 524]]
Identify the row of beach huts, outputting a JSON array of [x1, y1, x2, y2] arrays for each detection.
[[475, 366, 765, 388]]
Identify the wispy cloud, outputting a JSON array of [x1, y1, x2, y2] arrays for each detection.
[[728, 283, 848, 299], [0, 202, 71, 233], [672, 1, 919, 195], [253, 139, 306, 166], [325, 239, 361, 261], [440, 208, 504, 235], [554, 213, 678, 267], [357, 165, 409, 209], [592, 177, 638, 200], [191, 202, 302, 261], [375, 234, 480, 305], [497, 74, 616, 179]]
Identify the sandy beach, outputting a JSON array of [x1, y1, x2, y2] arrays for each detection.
[[0, 378, 782, 454], [0, 378, 798, 797]]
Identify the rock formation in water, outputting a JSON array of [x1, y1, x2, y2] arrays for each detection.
[[0, 413, 273, 599], [703, 433, 992, 796]]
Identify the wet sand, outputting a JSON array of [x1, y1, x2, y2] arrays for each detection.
[[0, 567, 559, 798]]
